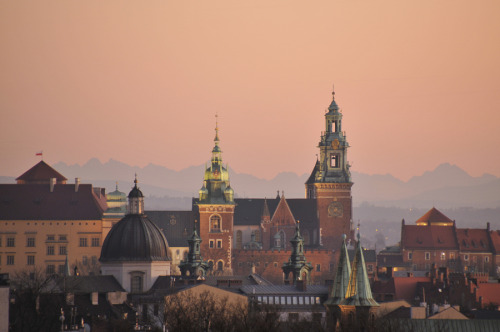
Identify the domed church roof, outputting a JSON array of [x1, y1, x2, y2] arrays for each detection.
[[100, 214, 170, 262]]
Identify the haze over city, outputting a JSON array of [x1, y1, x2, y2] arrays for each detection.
[[1, 1, 500, 182]]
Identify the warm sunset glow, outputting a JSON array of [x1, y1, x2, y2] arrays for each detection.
[[1, 1, 499, 180]]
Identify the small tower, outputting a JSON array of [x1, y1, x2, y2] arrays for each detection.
[[196, 116, 236, 274], [128, 174, 144, 214], [305, 87, 354, 250], [330, 229, 379, 331], [282, 221, 313, 285], [325, 234, 351, 306], [179, 221, 210, 278]]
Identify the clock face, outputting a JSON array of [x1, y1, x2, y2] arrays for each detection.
[[328, 201, 343, 217]]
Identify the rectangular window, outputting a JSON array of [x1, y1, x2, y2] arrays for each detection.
[[27, 255, 35, 265], [441, 252, 446, 261], [209, 240, 214, 249], [82, 256, 88, 265], [91, 238, 100, 247], [425, 252, 430, 260], [47, 246, 55, 255], [7, 255, 14, 265], [27, 237, 35, 247], [79, 238, 88, 247], [47, 235, 55, 241], [58, 265, 65, 274], [316, 264, 321, 272], [216, 239, 222, 249], [91, 256, 97, 265], [450, 253, 455, 260], [330, 154, 339, 168], [408, 252, 413, 260], [7, 237, 15, 247], [464, 254, 469, 261], [47, 265, 55, 274], [59, 246, 67, 255], [367, 264, 373, 272], [59, 235, 67, 241], [485, 256, 490, 263]]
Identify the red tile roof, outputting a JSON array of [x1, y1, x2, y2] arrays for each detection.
[[456, 228, 491, 252], [415, 207, 454, 226], [474, 283, 500, 306], [0, 183, 107, 220], [402, 224, 458, 250], [16, 161, 67, 184], [489, 230, 500, 254]]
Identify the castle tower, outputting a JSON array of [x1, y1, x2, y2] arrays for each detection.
[[196, 116, 235, 274], [305, 88, 354, 249]]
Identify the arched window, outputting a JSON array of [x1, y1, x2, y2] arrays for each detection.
[[217, 260, 224, 271], [254, 230, 261, 242], [236, 230, 242, 249], [210, 215, 221, 232], [130, 271, 145, 293]]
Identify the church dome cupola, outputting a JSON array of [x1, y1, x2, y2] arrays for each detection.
[[128, 174, 144, 214]]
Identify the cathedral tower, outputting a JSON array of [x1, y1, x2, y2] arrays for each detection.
[[306, 88, 354, 249], [196, 117, 235, 274]]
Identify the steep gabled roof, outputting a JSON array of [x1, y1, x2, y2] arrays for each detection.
[[16, 161, 67, 184], [0, 184, 107, 220], [305, 160, 319, 184], [415, 207, 454, 226]]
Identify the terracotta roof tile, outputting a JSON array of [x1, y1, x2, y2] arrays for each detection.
[[16, 161, 67, 183], [456, 228, 491, 252], [402, 224, 458, 250], [415, 207, 454, 226], [0, 183, 106, 220]]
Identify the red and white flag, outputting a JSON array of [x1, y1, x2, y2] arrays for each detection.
[[36, 151, 43, 156]]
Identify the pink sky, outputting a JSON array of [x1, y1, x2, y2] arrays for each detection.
[[1, 1, 499, 181]]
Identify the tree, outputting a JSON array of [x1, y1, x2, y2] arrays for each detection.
[[9, 267, 65, 332]]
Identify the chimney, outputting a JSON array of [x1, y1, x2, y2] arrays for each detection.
[[49, 178, 56, 192], [75, 178, 80, 192]]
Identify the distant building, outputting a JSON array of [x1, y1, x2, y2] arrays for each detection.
[[0, 161, 111, 277], [377, 207, 498, 277]]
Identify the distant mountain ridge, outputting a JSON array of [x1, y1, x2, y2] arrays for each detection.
[[2, 159, 498, 210]]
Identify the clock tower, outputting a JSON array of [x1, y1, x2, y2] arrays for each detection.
[[305, 88, 354, 250]]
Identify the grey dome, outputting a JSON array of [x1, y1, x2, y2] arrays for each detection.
[[100, 214, 170, 262]]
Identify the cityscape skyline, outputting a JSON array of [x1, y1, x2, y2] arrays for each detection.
[[1, 1, 500, 181]]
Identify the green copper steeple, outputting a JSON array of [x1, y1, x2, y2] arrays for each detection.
[[179, 221, 210, 278], [325, 234, 351, 305], [199, 115, 234, 204], [341, 231, 378, 307], [282, 221, 313, 284]]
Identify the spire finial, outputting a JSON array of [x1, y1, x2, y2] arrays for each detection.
[[115, 181, 118, 191], [214, 113, 220, 143], [357, 221, 361, 241], [332, 83, 335, 96], [134, 173, 138, 186]]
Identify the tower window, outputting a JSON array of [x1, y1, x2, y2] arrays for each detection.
[[210, 215, 221, 233], [330, 154, 339, 168]]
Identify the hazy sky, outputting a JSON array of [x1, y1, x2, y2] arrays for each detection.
[[1, 1, 499, 181]]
